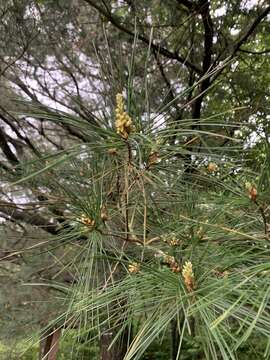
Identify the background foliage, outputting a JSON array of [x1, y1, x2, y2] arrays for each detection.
[[0, 0, 270, 359]]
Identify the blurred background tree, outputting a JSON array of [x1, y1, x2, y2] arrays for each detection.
[[0, 0, 269, 359]]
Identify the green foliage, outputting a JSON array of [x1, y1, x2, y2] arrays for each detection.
[[1, 1, 270, 359], [16, 85, 269, 359], [0, 331, 99, 359]]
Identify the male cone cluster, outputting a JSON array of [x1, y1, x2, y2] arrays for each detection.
[[182, 261, 195, 292], [80, 214, 95, 227], [115, 93, 133, 139], [128, 262, 140, 274]]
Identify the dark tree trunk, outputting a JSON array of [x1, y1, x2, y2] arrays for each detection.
[[171, 319, 180, 360], [40, 327, 61, 360]]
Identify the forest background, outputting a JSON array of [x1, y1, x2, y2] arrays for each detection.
[[0, 0, 270, 359]]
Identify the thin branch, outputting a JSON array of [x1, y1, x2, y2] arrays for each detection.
[[211, 5, 270, 83], [0, 201, 60, 235], [0, 106, 40, 156], [0, 126, 19, 164], [0, 32, 39, 77], [239, 48, 270, 55], [83, 0, 202, 74], [232, 5, 270, 56]]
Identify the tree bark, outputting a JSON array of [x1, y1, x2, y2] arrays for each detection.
[[40, 327, 61, 360], [171, 319, 180, 360]]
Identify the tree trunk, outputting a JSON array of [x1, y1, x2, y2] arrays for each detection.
[[171, 319, 180, 360], [40, 327, 61, 360]]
